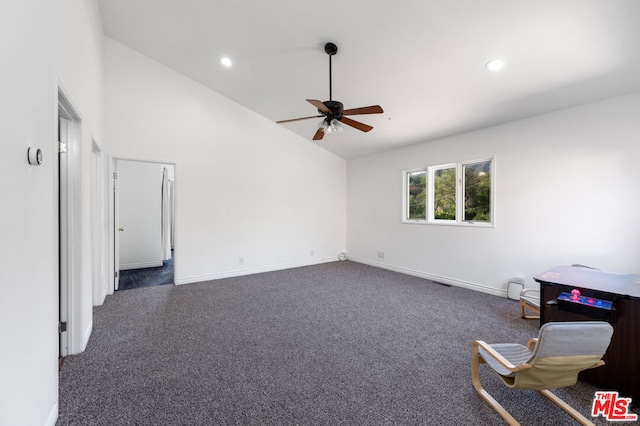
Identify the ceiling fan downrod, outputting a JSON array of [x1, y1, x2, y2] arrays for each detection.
[[325, 42, 338, 101]]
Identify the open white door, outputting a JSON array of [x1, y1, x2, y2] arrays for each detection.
[[58, 90, 88, 355], [113, 160, 120, 291], [58, 116, 69, 358]]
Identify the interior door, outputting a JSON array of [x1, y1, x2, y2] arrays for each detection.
[[113, 160, 120, 291], [58, 116, 69, 358]]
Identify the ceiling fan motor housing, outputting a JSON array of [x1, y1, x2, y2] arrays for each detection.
[[320, 100, 344, 122]]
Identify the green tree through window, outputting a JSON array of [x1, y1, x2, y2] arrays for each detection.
[[463, 161, 491, 222], [408, 171, 426, 219], [404, 158, 493, 226], [434, 167, 456, 220]]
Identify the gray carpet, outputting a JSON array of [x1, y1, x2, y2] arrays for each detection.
[[57, 262, 619, 425], [118, 251, 174, 290]]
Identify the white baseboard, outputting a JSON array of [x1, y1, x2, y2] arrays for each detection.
[[120, 260, 163, 270], [44, 402, 58, 426], [174, 256, 507, 298], [176, 257, 337, 285], [348, 256, 507, 298], [95, 285, 107, 306]]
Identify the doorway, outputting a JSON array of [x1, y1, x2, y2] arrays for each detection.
[[58, 90, 82, 359], [113, 159, 176, 291]]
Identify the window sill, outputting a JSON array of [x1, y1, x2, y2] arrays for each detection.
[[402, 219, 494, 228]]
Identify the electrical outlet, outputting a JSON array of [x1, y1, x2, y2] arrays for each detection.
[[377, 251, 385, 259], [310, 250, 314, 256], [239, 257, 244, 265]]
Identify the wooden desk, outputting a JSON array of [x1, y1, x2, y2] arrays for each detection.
[[535, 266, 640, 402]]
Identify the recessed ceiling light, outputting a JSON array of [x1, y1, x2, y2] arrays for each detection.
[[220, 57, 232, 67], [485, 59, 504, 71]]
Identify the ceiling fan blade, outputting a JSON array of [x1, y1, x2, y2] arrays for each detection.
[[340, 116, 373, 132], [312, 128, 325, 140], [306, 99, 330, 113], [342, 105, 384, 116], [276, 115, 323, 124]]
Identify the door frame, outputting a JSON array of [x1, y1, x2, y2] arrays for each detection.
[[112, 159, 120, 291], [91, 140, 106, 304], [58, 89, 83, 357], [109, 157, 177, 293]]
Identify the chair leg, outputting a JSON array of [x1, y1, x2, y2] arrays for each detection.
[[538, 389, 596, 426], [471, 342, 521, 426], [519, 300, 540, 320]]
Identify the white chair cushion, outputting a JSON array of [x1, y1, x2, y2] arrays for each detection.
[[478, 343, 533, 377]]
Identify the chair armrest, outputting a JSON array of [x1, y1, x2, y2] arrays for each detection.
[[520, 288, 540, 297], [520, 288, 541, 309], [526, 338, 538, 351], [471, 340, 533, 373]]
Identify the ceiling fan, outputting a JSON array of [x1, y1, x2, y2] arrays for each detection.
[[276, 42, 384, 141]]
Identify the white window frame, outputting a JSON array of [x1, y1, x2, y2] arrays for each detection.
[[428, 163, 459, 224], [402, 168, 427, 223], [461, 158, 494, 225], [403, 157, 495, 227]]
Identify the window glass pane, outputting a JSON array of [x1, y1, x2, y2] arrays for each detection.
[[434, 167, 456, 220], [463, 160, 491, 222], [407, 171, 426, 219]]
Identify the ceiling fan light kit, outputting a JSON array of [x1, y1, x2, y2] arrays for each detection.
[[277, 42, 383, 141], [319, 118, 343, 134]]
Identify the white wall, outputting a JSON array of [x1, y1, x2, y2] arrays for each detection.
[[117, 160, 163, 269], [0, 1, 58, 425], [0, 1, 105, 424], [104, 38, 347, 284], [55, 0, 106, 357], [348, 92, 640, 295]]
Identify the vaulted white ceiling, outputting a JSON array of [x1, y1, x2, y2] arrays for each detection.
[[98, 0, 640, 159]]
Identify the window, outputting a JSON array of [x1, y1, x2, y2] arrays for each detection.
[[406, 170, 426, 220], [404, 157, 494, 226], [432, 165, 457, 221], [463, 160, 492, 222]]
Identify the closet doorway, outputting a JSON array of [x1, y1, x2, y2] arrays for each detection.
[[113, 159, 175, 291]]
